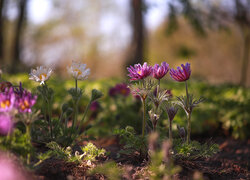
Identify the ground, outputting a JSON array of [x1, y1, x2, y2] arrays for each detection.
[[34, 137, 250, 180]]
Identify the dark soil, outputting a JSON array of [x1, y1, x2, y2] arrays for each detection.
[[35, 137, 250, 180]]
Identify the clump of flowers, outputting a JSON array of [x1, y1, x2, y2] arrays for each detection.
[[127, 62, 173, 138], [126, 61, 204, 146], [27, 61, 102, 146]]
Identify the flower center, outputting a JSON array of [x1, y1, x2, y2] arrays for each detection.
[[137, 70, 142, 75], [39, 73, 47, 80], [0, 100, 10, 109], [74, 69, 82, 76], [20, 100, 30, 110], [120, 89, 127, 95]]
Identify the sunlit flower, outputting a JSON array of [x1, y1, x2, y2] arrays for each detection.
[[0, 88, 15, 112], [152, 62, 169, 80], [67, 61, 90, 80], [29, 66, 53, 85], [127, 62, 152, 81], [109, 83, 130, 97], [0, 113, 13, 135], [15, 83, 37, 113], [169, 63, 191, 82]]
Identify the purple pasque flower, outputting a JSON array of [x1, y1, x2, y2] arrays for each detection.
[[127, 62, 152, 81], [15, 83, 37, 113], [170, 63, 191, 82], [0, 113, 13, 135], [152, 62, 169, 80], [0, 88, 15, 112], [109, 83, 130, 97], [90, 101, 100, 112]]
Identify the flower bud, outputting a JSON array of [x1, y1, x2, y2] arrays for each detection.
[[62, 103, 69, 112], [91, 89, 103, 101]]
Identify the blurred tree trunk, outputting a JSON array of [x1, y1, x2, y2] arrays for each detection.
[[0, 0, 6, 64], [126, 0, 145, 67], [235, 0, 250, 87], [239, 29, 250, 87], [11, 0, 28, 73]]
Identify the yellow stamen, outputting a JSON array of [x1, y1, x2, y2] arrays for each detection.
[[24, 100, 29, 108], [0, 100, 10, 109], [73, 69, 82, 76], [0, 102, 5, 108], [137, 70, 142, 75], [21, 104, 26, 110], [39, 73, 47, 80]]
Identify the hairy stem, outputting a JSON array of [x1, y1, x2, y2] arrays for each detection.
[[187, 113, 191, 144], [169, 119, 172, 142], [47, 100, 53, 139], [77, 99, 92, 134], [75, 78, 78, 90], [142, 98, 146, 137], [26, 123, 31, 165], [71, 79, 78, 131], [185, 80, 191, 144]]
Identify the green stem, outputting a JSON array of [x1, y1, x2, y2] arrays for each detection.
[[185, 80, 191, 144], [75, 78, 78, 90], [142, 99, 146, 137], [185, 81, 189, 105], [47, 100, 53, 139], [26, 124, 31, 165], [169, 119, 172, 142], [71, 101, 78, 130], [77, 99, 92, 134], [187, 113, 191, 144]]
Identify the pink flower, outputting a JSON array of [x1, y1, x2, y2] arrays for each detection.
[[14, 83, 37, 113], [170, 63, 191, 82], [90, 101, 100, 112], [0, 113, 13, 135], [0, 153, 27, 180], [0, 88, 15, 112], [127, 62, 152, 81], [109, 83, 130, 97], [152, 62, 169, 80]]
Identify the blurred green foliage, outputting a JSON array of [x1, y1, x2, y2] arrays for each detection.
[[173, 139, 219, 159], [3, 73, 250, 139]]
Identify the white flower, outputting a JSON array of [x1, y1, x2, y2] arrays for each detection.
[[29, 66, 53, 85], [67, 61, 90, 80]]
